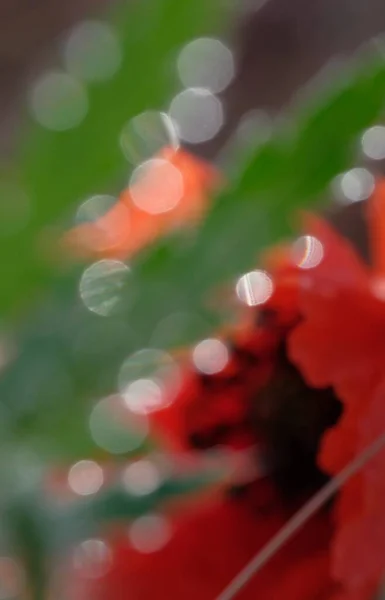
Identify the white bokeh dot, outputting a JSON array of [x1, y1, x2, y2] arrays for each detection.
[[30, 71, 88, 131], [120, 111, 179, 164], [89, 395, 148, 454], [371, 277, 385, 301], [73, 539, 112, 579], [333, 168, 375, 204], [79, 259, 130, 317], [169, 88, 224, 144], [236, 270, 274, 306], [118, 349, 180, 411], [293, 236, 324, 269], [75, 195, 116, 226], [68, 460, 104, 496], [361, 125, 385, 160], [64, 20, 121, 83], [129, 158, 184, 214], [177, 37, 235, 93], [129, 514, 172, 553], [192, 338, 229, 375], [122, 460, 161, 496], [123, 379, 165, 415]]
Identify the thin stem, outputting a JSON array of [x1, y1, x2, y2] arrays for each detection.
[[216, 429, 385, 600]]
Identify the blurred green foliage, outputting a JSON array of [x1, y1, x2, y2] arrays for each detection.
[[0, 0, 224, 319], [0, 0, 227, 596]]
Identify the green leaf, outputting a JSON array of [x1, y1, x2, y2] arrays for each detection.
[[0, 0, 224, 319]]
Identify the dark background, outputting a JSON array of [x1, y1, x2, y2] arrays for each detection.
[[1, 0, 385, 159]]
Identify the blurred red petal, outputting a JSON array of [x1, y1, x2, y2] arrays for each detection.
[[64, 147, 220, 260], [78, 486, 334, 600]]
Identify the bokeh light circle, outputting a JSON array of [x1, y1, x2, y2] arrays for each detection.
[[73, 539, 112, 579], [120, 111, 179, 164], [64, 20, 121, 83], [122, 460, 161, 496], [293, 235, 324, 269], [169, 88, 224, 144], [236, 270, 274, 306], [333, 168, 375, 204], [118, 349, 180, 414], [361, 125, 385, 160], [68, 460, 104, 496], [177, 37, 235, 93], [129, 158, 184, 214], [89, 395, 148, 454], [79, 260, 130, 317], [30, 71, 88, 131], [192, 338, 229, 374], [129, 514, 172, 553]]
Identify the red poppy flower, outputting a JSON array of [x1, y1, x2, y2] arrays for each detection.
[[95, 182, 385, 600], [288, 181, 385, 599], [64, 147, 220, 260], [72, 221, 339, 600], [65, 142, 385, 599], [149, 242, 301, 454]]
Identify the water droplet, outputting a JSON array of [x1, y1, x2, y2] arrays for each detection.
[[75, 195, 116, 225], [177, 37, 234, 94], [130, 158, 184, 214], [122, 460, 161, 496], [293, 235, 324, 269], [30, 70, 88, 131], [68, 460, 104, 495], [371, 277, 385, 301], [129, 514, 172, 553], [123, 379, 165, 415], [120, 111, 179, 164], [192, 338, 229, 374], [333, 168, 375, 204], [362, 125, 385, 160], [79, 260, 130, 317], [236, 270, 274, 306], [74, 195, 119, 251], [118, 350, 180, 414], [64, 20, 121, 83], [90, 395, 148, 454], [73, 539, 112, 578], [169, 88, 224, 144], [118, 349, 179, 395]]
